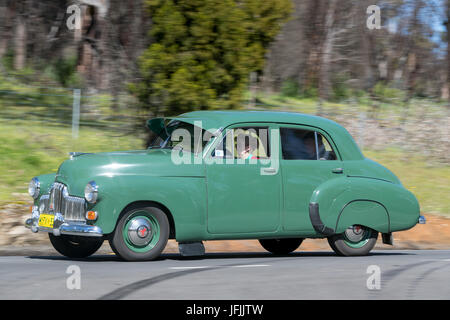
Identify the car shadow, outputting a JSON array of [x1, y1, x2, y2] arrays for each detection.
[[166, 250, 414, 260], [26, 250, 414, 263]]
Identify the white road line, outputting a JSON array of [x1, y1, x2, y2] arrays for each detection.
[[427, 259, 450, 262], [168, 264, 271, 270], [231, 264, 270, 268], [169, 266, 211, 270]]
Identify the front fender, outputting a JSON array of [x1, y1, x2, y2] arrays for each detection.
[[88, 175, 207, 241], [33, 173, 56, 204]]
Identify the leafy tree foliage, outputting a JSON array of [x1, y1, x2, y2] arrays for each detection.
[[130, 0, 292, 115]]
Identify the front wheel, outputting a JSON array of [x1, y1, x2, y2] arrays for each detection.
[[109, 205, 169, 261], [48, 234, 104, 258], [327, 225, 378, 256], [259, 238, 303, 255]]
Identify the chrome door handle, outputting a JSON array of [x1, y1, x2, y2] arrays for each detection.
[[332, 168, 344, 174], [261, 167, 277, 175]]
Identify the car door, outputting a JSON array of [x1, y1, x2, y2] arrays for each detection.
[[205, 123, 281, 234], [279, 125, 343, 231]]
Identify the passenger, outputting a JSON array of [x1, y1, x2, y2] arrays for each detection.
[[236, 135, 257, 160], [281, 129, 305, 159], [302, 131, 318, 160]]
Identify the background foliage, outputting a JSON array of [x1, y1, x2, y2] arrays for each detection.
[[130, 0, 292, 115]]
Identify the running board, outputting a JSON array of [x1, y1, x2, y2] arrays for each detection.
[[178, 241, 205, 257], [382, 232, 394, 245]]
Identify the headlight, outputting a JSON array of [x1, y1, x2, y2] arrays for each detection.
[[84, 181, 98, 204], [28, 177, 40, 199]]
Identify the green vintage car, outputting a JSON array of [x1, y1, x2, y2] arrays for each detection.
[[25, 111, 424, 261]]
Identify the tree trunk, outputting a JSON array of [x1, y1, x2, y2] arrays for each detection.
[[14, 14, 27, 70], [317, 0, 337, 103], [0, 2, 10, 59]]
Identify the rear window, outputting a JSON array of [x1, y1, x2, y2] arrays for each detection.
[[280, 128, 337, 160]]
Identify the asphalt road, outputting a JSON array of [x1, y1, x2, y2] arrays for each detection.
[[0, 250, 449, 300]]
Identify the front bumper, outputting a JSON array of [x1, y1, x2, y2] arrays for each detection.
[[25, 211, 103, 237]]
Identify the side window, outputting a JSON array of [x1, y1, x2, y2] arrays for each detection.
[[280, 128, 337, 160], [318, 133, 337, 160], [212, 126, 270, 160], [211, 130, 234, 159]]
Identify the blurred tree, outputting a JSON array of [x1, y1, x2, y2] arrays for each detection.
[[130, 0, 292, 116], [264, 0, 446, 104], [13, 0, 27, 70]]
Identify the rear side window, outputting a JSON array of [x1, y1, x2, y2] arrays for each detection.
[[280, 128, 337, 160]]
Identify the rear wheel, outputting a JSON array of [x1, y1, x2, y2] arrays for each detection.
[[48, 234, 104, 258], [109, 206, 169, 261], [327, 225, 378, 256], [259, 238, 303, 255]]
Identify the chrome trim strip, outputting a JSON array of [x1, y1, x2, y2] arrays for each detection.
[[59, 223, 103, 237], [69, 152, 92, 159]]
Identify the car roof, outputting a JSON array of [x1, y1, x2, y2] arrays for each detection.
[[176, 110, 364, 160], [179, 110, 332, 126]]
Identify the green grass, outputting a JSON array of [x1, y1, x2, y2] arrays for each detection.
[[363, 148, 450, 216], [0, 119, 143, 204], [253, 91, 447, 123]]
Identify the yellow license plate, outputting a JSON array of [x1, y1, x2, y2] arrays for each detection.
[[38, 214, 55, 228]]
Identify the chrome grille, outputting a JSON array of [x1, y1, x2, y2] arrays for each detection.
[[49, 182, 86, 222], [39, 195, 50, 213]]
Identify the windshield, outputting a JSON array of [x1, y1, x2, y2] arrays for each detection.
[[147, 119, 211, 154]]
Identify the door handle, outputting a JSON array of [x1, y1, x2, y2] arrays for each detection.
[[261, 167, 277, 175], [332, 168, 344, 174]]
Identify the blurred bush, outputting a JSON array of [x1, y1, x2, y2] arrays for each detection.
[[373, 82, 405, 102], [45, 56, 83, 88], [280, 79, 300, 97], [131, 0, 293, 115]]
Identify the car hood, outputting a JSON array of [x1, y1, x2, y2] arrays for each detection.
[[55, 149, 204, 195]]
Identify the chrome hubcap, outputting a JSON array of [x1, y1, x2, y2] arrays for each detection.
[[344, 225, 365, 242], [127, 218, 153, 246]]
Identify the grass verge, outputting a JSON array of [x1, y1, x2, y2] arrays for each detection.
[[0, 119, 143, 204]]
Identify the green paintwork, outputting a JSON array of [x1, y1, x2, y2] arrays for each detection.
[[31, 110, 421, 241], [33, 173, 56, 205]]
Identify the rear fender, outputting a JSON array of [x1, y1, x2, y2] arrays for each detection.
[[310, 177, 419, 235]]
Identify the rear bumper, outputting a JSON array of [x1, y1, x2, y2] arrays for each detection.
[[25, 211, 103, 237]]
